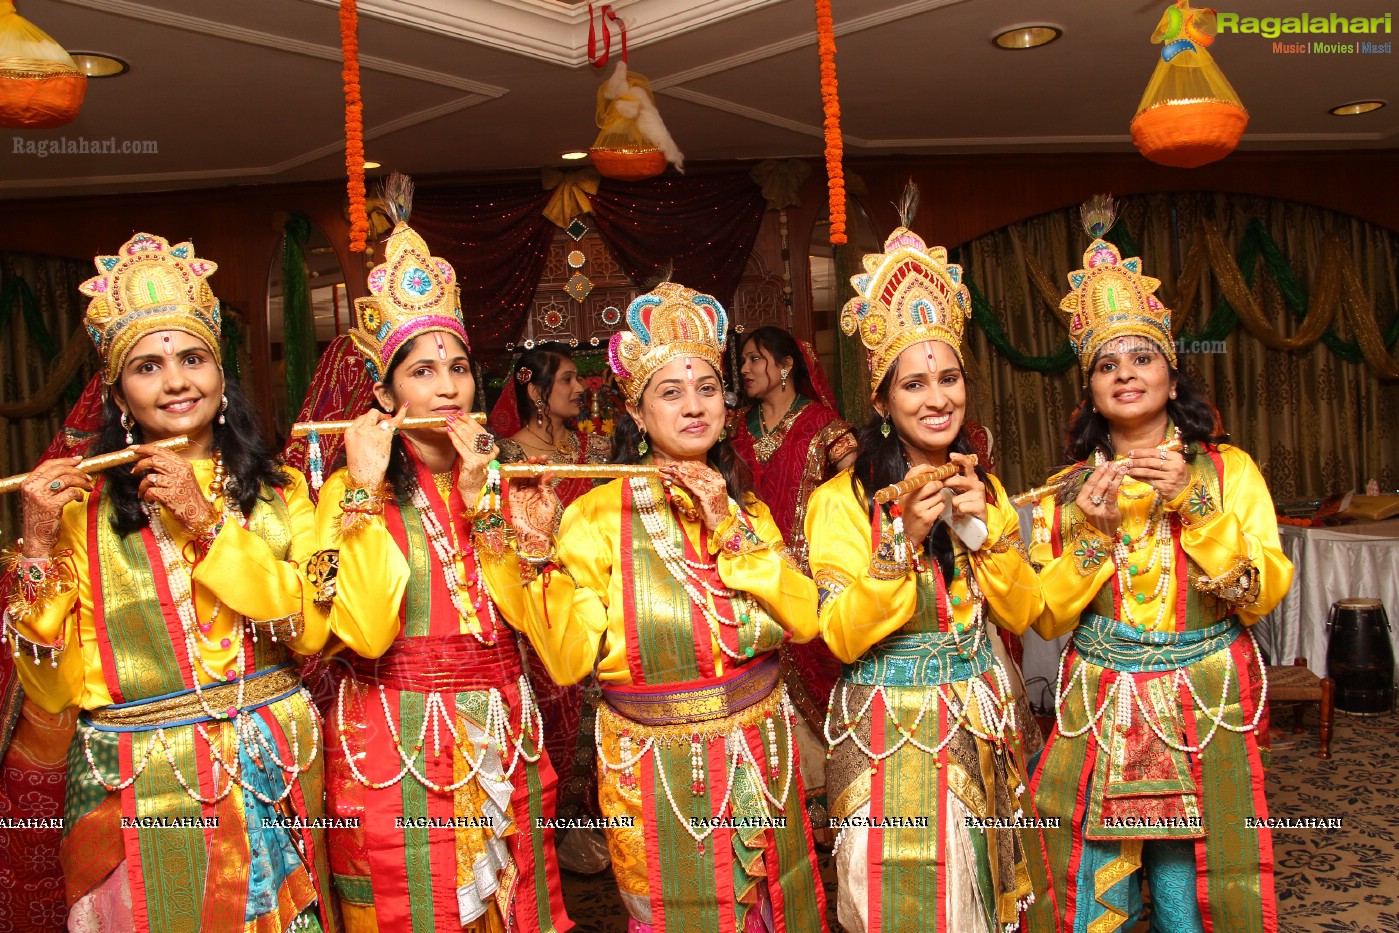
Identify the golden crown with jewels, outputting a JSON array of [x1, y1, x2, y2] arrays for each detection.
[[608, 281, 727, 404], [347, 174, 471, 382], [840, 185, 971, 392], [79, 233, 222, 384], [1058, 196, 1177, 378]]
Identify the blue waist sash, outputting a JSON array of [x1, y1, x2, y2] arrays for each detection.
[[842, 630, 996, 687], [82, 663, 302, 733], [1072, 613, 1242, 674]]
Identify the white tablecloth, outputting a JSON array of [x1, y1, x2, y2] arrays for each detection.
[[1254, 520, 1399, 681], [1016, 513, 1399, 697]]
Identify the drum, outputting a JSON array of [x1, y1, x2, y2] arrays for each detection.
[[1326, 598, 1395, 715]]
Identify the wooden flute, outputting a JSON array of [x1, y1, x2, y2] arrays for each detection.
[[0, 437, 191, 496], [497, 464, 659, 480], [872, 456, 978, 505], [290, 412, 486, 436], [1010, 436, 1185, 508]]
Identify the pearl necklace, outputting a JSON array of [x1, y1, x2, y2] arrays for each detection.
[[405, 476, 499, 646], [1098, 427, 1181, 632], [630, 478, 765, 661]]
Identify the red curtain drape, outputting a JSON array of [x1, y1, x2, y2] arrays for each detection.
[[589, 173, 765, 311], [409, 181, 554, 361]]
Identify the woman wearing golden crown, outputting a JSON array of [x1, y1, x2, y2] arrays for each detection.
[[1025, 199, 1292, 933], [506, 282, 829, 932], [311, 178, 572, 933], [806, 192, 1053, 933], [0, 234, 332, 931]]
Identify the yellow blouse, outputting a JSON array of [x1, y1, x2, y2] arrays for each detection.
[[515, 478, 820, 688], [1030, 444, 1294, 640], [314, 468, 531, 658], [10, 462, 327, 715], [806, 469, 1041, 664]]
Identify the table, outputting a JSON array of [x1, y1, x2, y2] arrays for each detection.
[[1254, 519, 1399, 682]]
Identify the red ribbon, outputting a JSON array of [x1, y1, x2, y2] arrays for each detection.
[[588, 3, 628, 67]]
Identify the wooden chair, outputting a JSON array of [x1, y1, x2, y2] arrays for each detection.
[[1265, 657, 1334, 759]]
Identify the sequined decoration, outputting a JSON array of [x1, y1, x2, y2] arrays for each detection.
[[566, 217, 589, 241], [567, 249, 586, 269], [565, 272, 594, 302]]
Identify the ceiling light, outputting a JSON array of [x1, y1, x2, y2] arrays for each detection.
[[68, 52, 129, 77], [560, 151, 589, 160], [1329, 100, 1385, 116], [363, 160, 382, 169], [992, 25, 1062, 50]]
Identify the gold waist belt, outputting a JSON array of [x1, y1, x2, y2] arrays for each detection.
[[84, 666, 302, 730]]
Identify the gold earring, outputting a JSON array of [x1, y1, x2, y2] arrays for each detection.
[[535, 396, 546, 427], [780, 368, 789, 391]]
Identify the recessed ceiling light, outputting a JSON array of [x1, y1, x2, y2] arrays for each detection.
[[1329, 100, 1385, 116], [560, 151, 589, 161], [992, 25, 1062, 50], [68, 52, 129, 77], [363, 160, 382, 169]]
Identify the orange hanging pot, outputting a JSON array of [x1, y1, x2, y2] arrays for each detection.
[[1130, 98, 1248, 169], [588, 146, 667, 181], [0, 58, 86, 128]]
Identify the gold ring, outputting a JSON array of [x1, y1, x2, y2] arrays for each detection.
[[48, 479, 63, 491]]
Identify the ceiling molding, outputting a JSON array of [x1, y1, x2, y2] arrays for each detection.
[[54, 0, 507, 94], [651, 0, 970, 90], [308, 0, 785, 67]]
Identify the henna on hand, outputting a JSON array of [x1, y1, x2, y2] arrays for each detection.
[[662, 461, 729, 530], [19, 459, 89, 557]]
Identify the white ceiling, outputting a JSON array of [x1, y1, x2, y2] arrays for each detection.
[[1, 0, 1395, 198]]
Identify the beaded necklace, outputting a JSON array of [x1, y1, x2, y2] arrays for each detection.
[[404, 474, 499, 646], [1098, 426, 1181, 632], [629, 477, 763, 660]]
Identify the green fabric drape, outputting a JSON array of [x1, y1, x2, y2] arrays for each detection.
[[955, 217, 1399, 378], [832, 241, 870, 425], [0, 273, 81, 405], [281, 213, 315, 416]]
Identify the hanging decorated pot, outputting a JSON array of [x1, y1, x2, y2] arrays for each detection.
[[1130, 0, 1247, 168], [588, 61, 683, 182], [0, 1, 86, 129]]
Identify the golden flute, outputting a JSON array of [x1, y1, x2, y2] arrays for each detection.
[[0, 436, 191, 496], [872, 456, 977, 505], [497, 464, 659, 481], [290, 412, 486, 436], [1010, 437, 1185, 508]]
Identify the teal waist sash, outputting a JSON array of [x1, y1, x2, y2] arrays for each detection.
[[842, 630, 996, 687], [1072, 613, 1242, 673]]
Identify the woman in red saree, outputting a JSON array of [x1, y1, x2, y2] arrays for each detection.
[[730, 326, 855, 842]]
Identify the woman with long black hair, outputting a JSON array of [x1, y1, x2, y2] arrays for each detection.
[[806, 210, 1053, 933], [2, 233, 332, 931], [310, 184, 572, 933], [1026, 202, 1292, 933]]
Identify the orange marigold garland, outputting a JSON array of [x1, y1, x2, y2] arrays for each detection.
[[814, 0, 846, 245], [340, 0, 368, 252]]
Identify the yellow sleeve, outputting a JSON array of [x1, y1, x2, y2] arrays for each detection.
[[971, 476, 1044, 637], [1166, 446, 1294, 625], [805, 472, 919, 665], [518, 489, 612, 687], [711, 499, 818, 644], [315, 469, 409, 659], [191, 469, 328, 655], [1027, 466, 1115, 641], [6, 496, 89, 714]]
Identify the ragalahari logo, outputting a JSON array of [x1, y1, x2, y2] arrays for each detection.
[[1216, 12, 1392, 54]]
